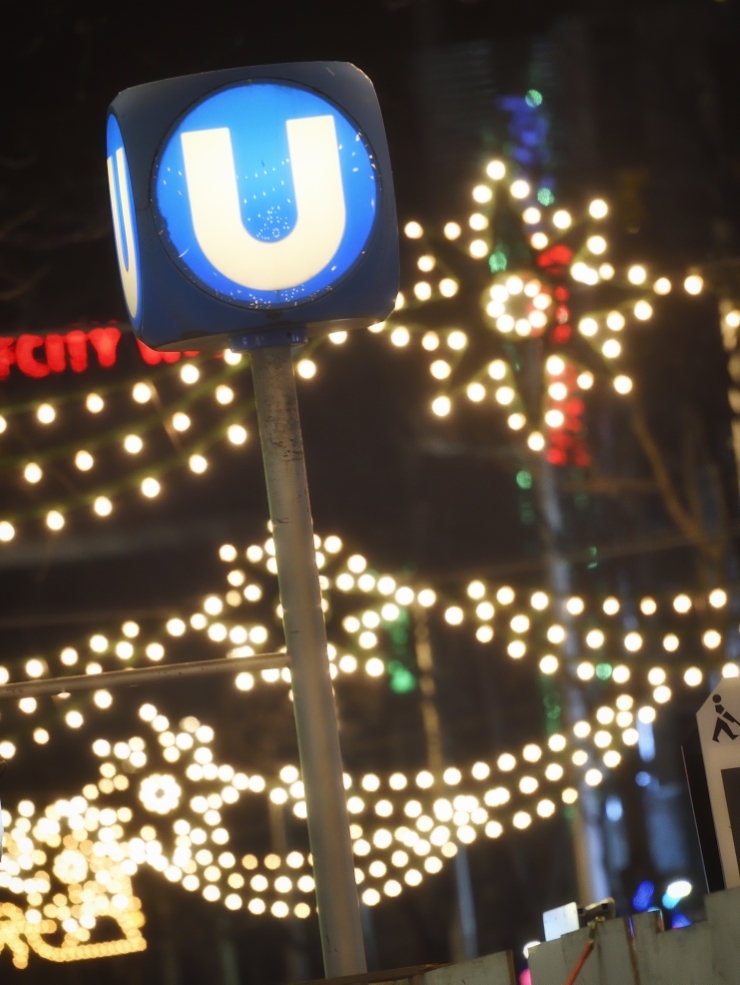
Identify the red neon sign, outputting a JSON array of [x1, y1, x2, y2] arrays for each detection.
[[0, 329, 199, 380]]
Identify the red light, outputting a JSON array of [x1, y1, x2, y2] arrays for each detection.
[[546, 448, 567, 465], [549, 432, 573, 450], [65, 330, 88, 372], [0, 339, 15, 379], [0, 327, 200, 380], [537, 244, 573, 272], [136, 339, 182, 365], [88, 328, 121, 368], [15, 335, 49, 378], [545, 360, 590, 467], [45, 335, 67, 373], [551, 325, 571, 344]]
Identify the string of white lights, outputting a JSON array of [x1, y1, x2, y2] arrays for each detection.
[[0, 528, 729, 784]]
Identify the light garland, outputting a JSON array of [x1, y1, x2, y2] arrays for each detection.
[[2, 528, 731, 964], [216, 535, 737, 783], [0, 347, 254, 539], [0, 138, 728, 968], [0, 696, 580, 968], [0, 529, 731, 782], [345, 156, 723, 476], [0, 824, 145, 969], [0, 242, 738, 967], [0, 149, 729, 544], [0, 230, 696, 541]]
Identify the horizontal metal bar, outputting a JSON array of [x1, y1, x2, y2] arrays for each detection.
[[0, 653, 289, 701]]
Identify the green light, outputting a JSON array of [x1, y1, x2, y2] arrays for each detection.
[[388, 661, 416, 694], [489, 250, 507, 273], [516, 470, 532, 489], [537, 188, 555, 206], [596, 663, 613, 680], [519, 501, 536, 525], [525, 89, 543, 107]]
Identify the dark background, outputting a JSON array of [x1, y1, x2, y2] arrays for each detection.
[[2, 0, 740, 981]]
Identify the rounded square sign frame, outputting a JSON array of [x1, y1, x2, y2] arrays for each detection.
[[107, 62, 399, 352]]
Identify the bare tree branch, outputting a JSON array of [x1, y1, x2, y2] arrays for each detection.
[[0, 205, 40, 242], [631, 402, 721, 560], [0, 264, 49, 301]]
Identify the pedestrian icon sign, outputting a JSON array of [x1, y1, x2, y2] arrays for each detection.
[[106, 62, 398, 351], [697, 679, 740, 886], [711, 694, 740, 743]]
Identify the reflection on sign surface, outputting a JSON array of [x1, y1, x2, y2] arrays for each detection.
[[154, 82, 378, 308]]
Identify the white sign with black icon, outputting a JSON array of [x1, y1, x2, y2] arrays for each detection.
[[697, 677, 740, 887]]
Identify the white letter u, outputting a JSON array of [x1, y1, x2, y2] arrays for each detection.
[[180, 115, 346, 292], [107, 148, 140, 320]]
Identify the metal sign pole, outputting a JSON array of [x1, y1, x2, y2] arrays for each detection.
[[108, 59, 395, 979], [250, 343, 366, 978]]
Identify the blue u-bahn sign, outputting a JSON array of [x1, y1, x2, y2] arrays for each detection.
[[107, 63, 398, 351]]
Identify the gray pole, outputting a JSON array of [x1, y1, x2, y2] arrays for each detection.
[[413, 609, 478, 960], [0, 653, 288, 701], [250, 343, 366, 978], [538, 457, 610, 905]]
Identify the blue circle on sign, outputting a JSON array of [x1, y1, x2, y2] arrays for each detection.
[[153, 82, 379, 309], [107, 115, 142, 327]]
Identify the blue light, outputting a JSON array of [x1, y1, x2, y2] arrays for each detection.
[[662, 892, 680, 910], [153, 82, 378, 309], [638, 719, 656, 762], [635, 771, 652, 787], [632, 880, 655, 912], [671, 913, 692, 929], [106, 115, 141, 327], [605, 795, 623, 822]]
